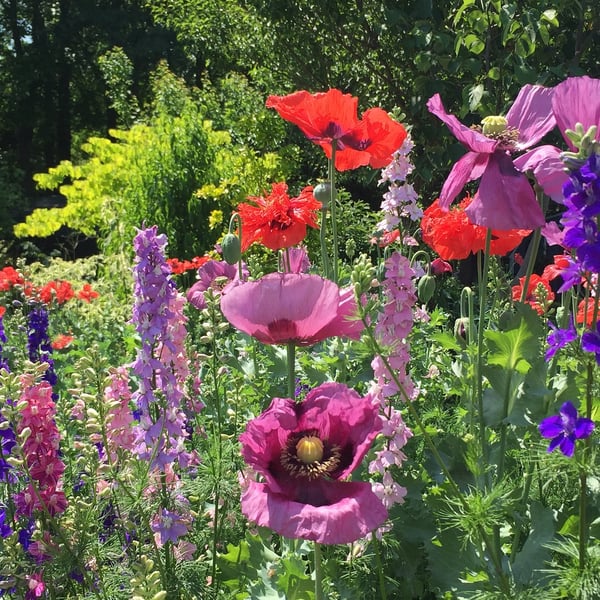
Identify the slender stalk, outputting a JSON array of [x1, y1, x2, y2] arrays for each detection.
[[578, 468, 587, 571], [287, 342, 296, 400], [518, 226, 542, 305], [373, 534, 388, 600], [319, 206, 331, 279], [475, 230, 492, 469], [329, 142, 339, 283], [314, 542, 324, 600]]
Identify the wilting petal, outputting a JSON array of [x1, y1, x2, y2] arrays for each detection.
[[241, 480, 387, 545], [552, 76, 600, 150], [514, 145, 568, 203], [506, 84, 556, 149], [466, 152, 545, 230], [438, 151, 489, 210], [426, 94, 497, 154]]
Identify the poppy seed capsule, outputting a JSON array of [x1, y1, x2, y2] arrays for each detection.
[[221, 233, 241, 265], [313, 182, 332, 209], [481, 115, 508, 136]]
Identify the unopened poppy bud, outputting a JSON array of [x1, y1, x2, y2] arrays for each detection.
[[221, 233, 241, 265], [454, 317, 472, 342], [418, 273, 436, 304], [481, 115, 508, 136], [313, 182, 332, 209]]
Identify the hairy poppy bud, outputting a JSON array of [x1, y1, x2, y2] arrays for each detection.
[[417, 273, 436, 304], [222, 233, 241, 265], [313, 182, 332, 209]]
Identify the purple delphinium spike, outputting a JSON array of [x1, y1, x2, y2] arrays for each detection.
[[539, 401, 595, 457], [26, 304, 57, 396], [130, 226, 196, 471]]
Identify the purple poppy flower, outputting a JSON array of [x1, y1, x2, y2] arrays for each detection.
[[539, 401, 595, 457], [427, 85, 556, 229], [239, 382, 387, 544], [220, 273, 363, 346], [545, 317, 578, 361], [186, 259, 248, 310]]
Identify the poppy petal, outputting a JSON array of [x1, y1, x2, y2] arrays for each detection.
[[439, 151, 489, 210], [506, 84, 556, 149]]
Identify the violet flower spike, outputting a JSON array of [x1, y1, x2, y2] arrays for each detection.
[[427, 84, 556, 229], [545, 317, 577, 361], [539, 401, 595, 457]]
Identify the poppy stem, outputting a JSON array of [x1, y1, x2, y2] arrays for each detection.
[[287, 342, 296, 400], [314, 541, 324, 600], [329, 142, 339, 284]]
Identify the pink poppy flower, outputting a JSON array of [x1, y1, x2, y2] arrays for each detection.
[[427, 85, 556, 229], [220, 273, 363, 346], [186, 259, 248, 310], [239, 382, 387, 544]]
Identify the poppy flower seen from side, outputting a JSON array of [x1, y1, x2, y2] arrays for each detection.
[[220, 273, 363, 346], [266, 89, 406, 171], [239, 382, 387, 544], [427, 84, 556, 229], [237, 183, 321, 252]]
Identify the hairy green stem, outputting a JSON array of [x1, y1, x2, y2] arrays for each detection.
[[329, 142, 339, 283], [287, 342, 296, 400], [314, 542, 324, 600]]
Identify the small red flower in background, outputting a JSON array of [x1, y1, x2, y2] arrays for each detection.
[[0, 306, 5, 318], [370, 229, 400, 247], [266, 89, 406, 171], [430, 257, 452, 275], [421, 196, 531, 260], [167, 255, 210, 275], [51, 334, 74, 350], [576, 297, 597, 326], [0, 266, 24, 291], [77, 283, 99, 302], [541, 254, 571, 283], [512, 274, 555, 315], [237, 182, 321, 252], [39, 280, 75, 305]]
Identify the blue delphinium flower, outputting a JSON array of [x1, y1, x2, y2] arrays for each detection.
[[581, 323, 600, 364], [0, 506, 12, 538], [539, 401, 595, 457], [27, 304, 57, 394]]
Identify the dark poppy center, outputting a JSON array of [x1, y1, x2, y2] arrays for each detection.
[[267, 318, 300, 341], [280, 429, 341, 480]]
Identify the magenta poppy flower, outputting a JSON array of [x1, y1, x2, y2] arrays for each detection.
[[427, 85, 556, 230], [239, 382, 387, 544], [220, 273, 363, 346], [186, 259, 248, 310]]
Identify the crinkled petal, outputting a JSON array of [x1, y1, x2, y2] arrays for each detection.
[[438, 151, 489, 210], [427, 94, 497, 153], [538, 415, 564, 438], [506, 84, 556, 149], [466, 152, 545, 230], [552, 76, 600, 150], [514, 145, 568, 203], [298, 383, 382, 479], [241, 480, 387, 545]]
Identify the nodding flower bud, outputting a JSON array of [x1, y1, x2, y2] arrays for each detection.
[[417, 273, 436, 304], [313, 182, 332, 210], [481, 115, 508, 137], [221, 233, 241, 265]]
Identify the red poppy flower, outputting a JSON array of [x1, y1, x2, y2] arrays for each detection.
[[541, 254, 571, 282], [511, 274, 555, 315], [237, 182, 321, 252], [266, 89, 406, 171], [576, 297, 596, 326], [51, 334, 74, 350], [421, 197, 531, 260], [39, 280, 75, 305], [77, 283, 100, 303], [0, 266, 24, 292]]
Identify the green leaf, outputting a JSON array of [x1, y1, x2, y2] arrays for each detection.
[[463, 33, 485, 55], [512, 502, 555, 585], [468, 83, 484, 111]]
